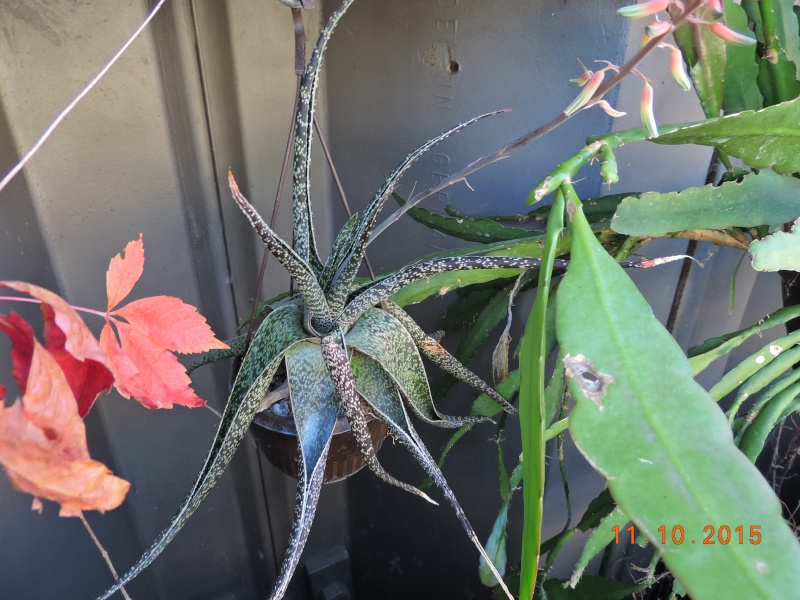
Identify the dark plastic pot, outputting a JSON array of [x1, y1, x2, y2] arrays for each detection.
[[250, 399, 388, 483]]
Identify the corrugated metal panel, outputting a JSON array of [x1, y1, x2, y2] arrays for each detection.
[[0, 1, 783, 599]]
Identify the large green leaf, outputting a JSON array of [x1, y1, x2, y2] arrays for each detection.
[[556, 198, 800, 598], [653, 97, 800, 173], [97, 303, 309, 599], [750, 222, 800, 271], [611, 170, 800, 236]]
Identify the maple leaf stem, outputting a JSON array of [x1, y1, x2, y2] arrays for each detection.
[[79, 513, 132, 600], [0, 296, 108, 319]]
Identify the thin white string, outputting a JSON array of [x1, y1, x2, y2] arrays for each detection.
[[0, 0, 168, 195]]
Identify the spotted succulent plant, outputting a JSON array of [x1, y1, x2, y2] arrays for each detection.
[[96, 2, 579, 599]]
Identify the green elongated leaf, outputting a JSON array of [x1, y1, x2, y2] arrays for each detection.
[[391, 237, 572, 306], [574, 488, 615, 533], [557, 197, 800, 598], [397, 194, 539, 244], [739, 380, 800, 461], [480, 503, 509, 587], [708, 329, 800, 399], [653, 97, 800, 173], [751, 222, 800, 271], [320, 212, 360, 293], [722, 0, 763, 113], [518, 187, 565, 600], [268, 341, 340, 600], [432, 283, 514, 403], [346, 308, 481, 427], [568, 507, 628, 588], [737, 368, 800, 443], [444, 286, 507, 331], [688, 305, 800, 374], [98, 304, 309, 600], [611, 170, 800, 237], [728, 345, 800, 422], [540, 486, 615, 570], [381, 300, 517, 413], [544, 358, 565, 428]]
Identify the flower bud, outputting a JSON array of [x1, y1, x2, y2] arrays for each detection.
[[710, 22, 756, 46], [707, 0, 724, 18], [640, 82, 658, 138], [669, 47, 692, 90], [564, 70, 605, 115], [618, 0, 670, 19], [645, 19, 673, 37], [594, 100, 627, 118]]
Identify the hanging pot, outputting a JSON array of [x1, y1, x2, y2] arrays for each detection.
[[250, 394, 388, 484]]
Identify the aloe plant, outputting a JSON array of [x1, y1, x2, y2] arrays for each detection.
[[93, 2, 572, 598]]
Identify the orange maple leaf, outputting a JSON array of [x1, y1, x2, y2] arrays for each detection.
[[0, 340, 129, 516], [101, 234, 227, 409]]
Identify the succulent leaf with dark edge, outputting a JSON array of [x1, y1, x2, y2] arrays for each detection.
[[97, 2, 655, 598]]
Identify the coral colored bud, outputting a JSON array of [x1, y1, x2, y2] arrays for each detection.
[[594, 100, 627, 118], [707, 0, 724, 18], [570, 70, 593, 87], [645, 20, 673, 37], [640, 82, 659, 138], [564, 70, 605, 115], [710, 22, 756, 45], [669, 48, 692, 90], [618, 0, 670, 19]]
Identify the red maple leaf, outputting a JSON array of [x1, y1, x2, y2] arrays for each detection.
[[0, 285, 115, 417], [101, 234, 227, 409], [0, 340, 129, 516]]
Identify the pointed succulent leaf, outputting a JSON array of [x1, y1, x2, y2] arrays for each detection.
[[348, 349, 512, 600], [345, 308, 483, 427], [97, 304, 308, 599], [320, 335, 435, 503], [328, 110, 507, 313], [268, 340, 339, 600], [292, 0, 356, 269], [229, 174, 333, 324], [320, 212, 360, 293], [339, 256, 554, 330], [381, 300, 517, 413]]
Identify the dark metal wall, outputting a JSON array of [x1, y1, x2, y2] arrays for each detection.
[[0, 1, 781, 599]]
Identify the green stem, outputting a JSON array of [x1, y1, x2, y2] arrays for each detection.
[[759, 0, 779, 63]]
